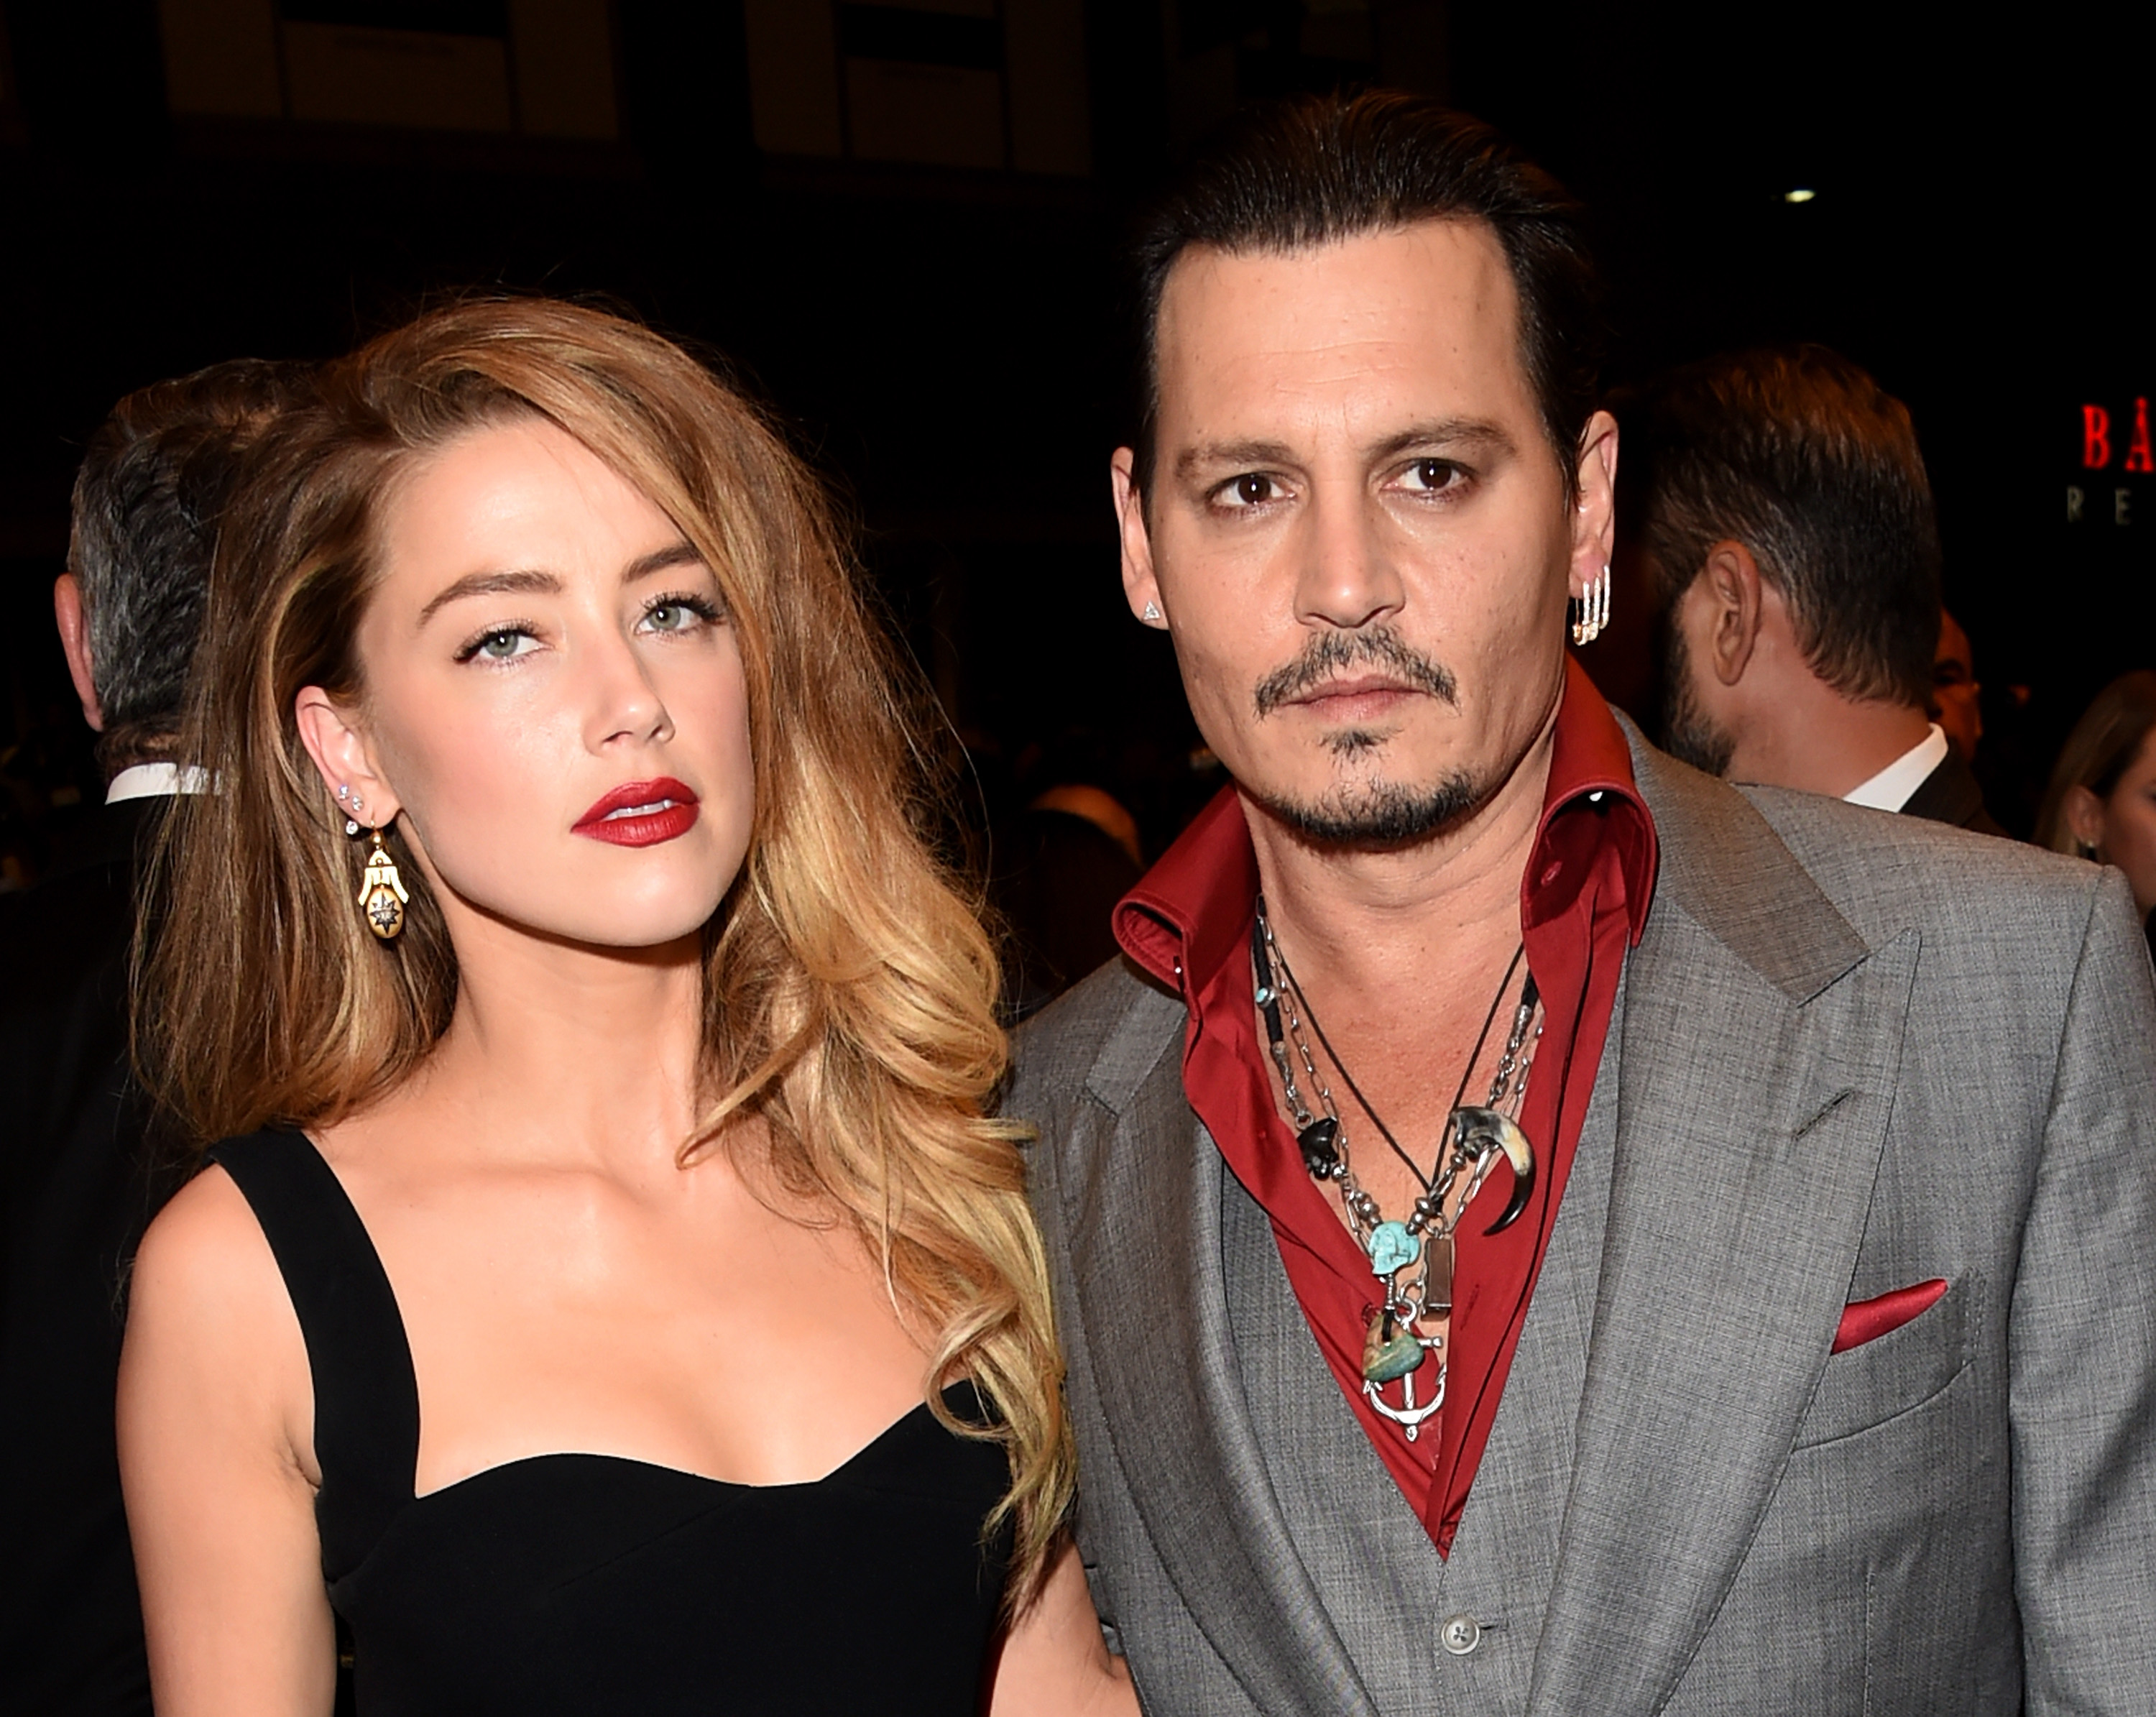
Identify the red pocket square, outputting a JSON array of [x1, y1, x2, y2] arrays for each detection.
[[1833, 1279, 1948, 1354]]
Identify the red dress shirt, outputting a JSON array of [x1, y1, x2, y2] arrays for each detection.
[[1112, 660, 1658, 1553]]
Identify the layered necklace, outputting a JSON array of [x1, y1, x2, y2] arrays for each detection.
[[1252, 896, 1542, 1442]]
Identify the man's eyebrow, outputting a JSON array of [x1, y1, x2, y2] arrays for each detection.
[[1174, 439, 1299, 484], [1364, 418, 1518, 463], [416, 569, 561, 627], [1171, 420, 1518, 485]]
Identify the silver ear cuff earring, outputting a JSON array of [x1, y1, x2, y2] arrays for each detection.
[[1569, 563, 1611, 645]]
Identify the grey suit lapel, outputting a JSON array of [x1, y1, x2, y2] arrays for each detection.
[[1062, 990, 1376, 1717], [1526, 739, 1921, 1715]]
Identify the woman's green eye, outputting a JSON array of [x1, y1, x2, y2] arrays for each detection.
[[479, 631, 523, 658]]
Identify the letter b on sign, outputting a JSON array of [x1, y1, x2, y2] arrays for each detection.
[[2085, 405, 2113, 469]]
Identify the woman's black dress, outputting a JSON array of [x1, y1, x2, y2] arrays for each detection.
[[208, 1131, 1013, 1716]]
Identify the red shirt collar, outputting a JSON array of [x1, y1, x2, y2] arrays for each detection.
[[1115, 658, 1658, 988]]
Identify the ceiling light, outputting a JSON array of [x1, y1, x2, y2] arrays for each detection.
[[1784, 188, 1817, 203]]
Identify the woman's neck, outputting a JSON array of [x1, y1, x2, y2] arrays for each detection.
[[411, 919, 709, 1174]]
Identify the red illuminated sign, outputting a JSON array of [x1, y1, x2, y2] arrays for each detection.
[[2082, 397, 2155, 471]]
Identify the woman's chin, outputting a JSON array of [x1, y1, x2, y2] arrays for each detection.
[[444, 888, 724, 959]]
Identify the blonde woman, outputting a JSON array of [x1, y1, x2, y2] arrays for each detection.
[[116, 300, 1134, 1716]]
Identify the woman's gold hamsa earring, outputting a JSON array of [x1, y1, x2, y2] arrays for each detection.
[[358, 828, 410, 942]]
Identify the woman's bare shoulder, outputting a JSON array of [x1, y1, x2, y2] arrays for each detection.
[[130, 1162, 300, 1362]]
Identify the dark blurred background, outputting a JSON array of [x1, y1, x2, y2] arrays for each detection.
[[0, 1, 2127, 884]]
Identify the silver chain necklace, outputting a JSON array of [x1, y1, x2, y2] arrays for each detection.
[[1252, 898, 1542, 1442]]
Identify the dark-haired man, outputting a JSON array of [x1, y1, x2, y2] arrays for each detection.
[[1623, 345, 2002, 833], [1010, 93, 2155, 1716], [1, 360, 307, 1716]]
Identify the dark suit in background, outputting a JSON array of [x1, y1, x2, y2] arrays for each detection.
[[0, 797, 174, 1715], [0, 351, 308, 1716], [1901, 742, 2007, 836]]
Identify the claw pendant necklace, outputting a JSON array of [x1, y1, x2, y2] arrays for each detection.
[[1252, 897, 1541, 1442]]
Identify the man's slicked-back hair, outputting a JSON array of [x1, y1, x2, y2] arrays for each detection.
[[1130, 91, 1605, 500], [1619, 345, 1941, 709], [68, 357, 313, 772]]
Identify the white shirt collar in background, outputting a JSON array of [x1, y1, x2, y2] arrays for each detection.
[[105, 763, 210, 805], [1843, 724, 1948, 814]]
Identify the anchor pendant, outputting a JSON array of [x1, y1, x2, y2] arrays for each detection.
[[1360, 1307, 1444, 1441], [1363, 1347, 1445, 1441]]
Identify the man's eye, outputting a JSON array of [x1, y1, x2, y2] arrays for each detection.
[[1220, 474, 1280, 508], [1401, 459, 1462, 492]]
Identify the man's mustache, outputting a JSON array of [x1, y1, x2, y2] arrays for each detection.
[[1252, 627, 1458, 718]]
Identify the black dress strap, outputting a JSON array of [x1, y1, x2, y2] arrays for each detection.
[[206, 1129, 418, 1583]]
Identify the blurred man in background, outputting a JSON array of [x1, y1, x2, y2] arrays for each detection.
[[1622, 345, 2002, 834], [0, 359, 307, 1716], [1933, 607, 1983, 763]]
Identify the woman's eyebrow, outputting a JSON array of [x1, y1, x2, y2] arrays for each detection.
[[416, 568, 561, 627], [414, 543, 704, 629], [622, 540, 704, 584]]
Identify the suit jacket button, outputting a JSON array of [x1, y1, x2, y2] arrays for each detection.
[[1440, 1615, 1482, 1656]]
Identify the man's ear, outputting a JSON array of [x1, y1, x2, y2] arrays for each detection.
[[294, 687, 402, 826], [2064, 783, 2106, 855], [53, 574, 103, 732], [1568, 410, 1619, 594], [1700, 540, 1765, 688], [1111, 448, 1169, 630]]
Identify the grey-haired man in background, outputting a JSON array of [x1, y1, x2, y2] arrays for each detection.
[[1, 359, 308, 1716]]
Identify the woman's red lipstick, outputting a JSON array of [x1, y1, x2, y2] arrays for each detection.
[[572, 778, 700, 847]]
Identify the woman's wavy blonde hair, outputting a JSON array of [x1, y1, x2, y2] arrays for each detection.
[[137, 298, 1073, 1597]]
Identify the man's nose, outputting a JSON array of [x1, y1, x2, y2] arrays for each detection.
[[1294, 485, 1404, 631]]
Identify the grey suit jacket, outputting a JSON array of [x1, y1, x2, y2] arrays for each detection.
[[1011, 730, 2156, 1716]]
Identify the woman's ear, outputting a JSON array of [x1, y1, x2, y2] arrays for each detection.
[[2063, 783, 2106, 857], [295, 688, 402, 826]]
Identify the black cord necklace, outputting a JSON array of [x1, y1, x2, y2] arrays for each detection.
[[1284, 938, 1530, 1196]]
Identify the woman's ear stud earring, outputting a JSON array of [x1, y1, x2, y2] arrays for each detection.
[[1143, 602, 1162, 622]]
